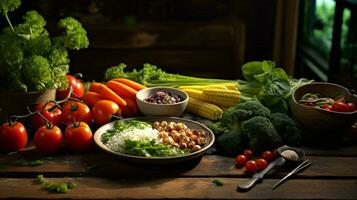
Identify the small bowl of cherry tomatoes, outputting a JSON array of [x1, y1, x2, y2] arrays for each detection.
[[289, 82, 357, 142]]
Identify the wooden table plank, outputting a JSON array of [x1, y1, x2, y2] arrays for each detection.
[[0, 177, 356, 199], [1, 153, 357, 178]]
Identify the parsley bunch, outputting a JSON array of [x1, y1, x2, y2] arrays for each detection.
[[0, 0, 89, 92]]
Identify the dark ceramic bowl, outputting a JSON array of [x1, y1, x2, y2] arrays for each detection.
[[94, 116, 214, 164], [289, 82, 357, 139]]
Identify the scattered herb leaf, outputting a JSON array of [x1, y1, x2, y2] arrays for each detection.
[[212, 179, 223, 186], [35, 174, 76, 193]]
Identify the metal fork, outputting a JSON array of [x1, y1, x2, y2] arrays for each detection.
[[272, 159, 312, 190]]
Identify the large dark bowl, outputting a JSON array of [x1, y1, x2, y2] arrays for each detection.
[[93, 116, 215, 164], [290, 82, 357, 140]]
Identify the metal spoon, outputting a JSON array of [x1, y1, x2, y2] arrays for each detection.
[[237, 156, 286, 191]]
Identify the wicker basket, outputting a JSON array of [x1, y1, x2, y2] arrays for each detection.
[[0, 89, 56, 123]]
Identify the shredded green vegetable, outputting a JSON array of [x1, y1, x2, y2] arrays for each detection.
[[35, 174, 76, 193]]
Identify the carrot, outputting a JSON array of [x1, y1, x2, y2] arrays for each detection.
[[82, 91, 103, 107], [111, 78, 146, 91], [89, 82, 127, 107], [106, 80, 137, 99]]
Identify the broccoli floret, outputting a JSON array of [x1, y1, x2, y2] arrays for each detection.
[[21, 55, 52, 91], [234, 101, 272, 121], [271, 113, 301, 146], [215, 128, 247, 157], [241, 116, 283, 153]]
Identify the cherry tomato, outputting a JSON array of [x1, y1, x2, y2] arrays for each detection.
[[56, 75, 85, 99], [0, 122, 27, 152], [347, 103, 356, 112], [30, 102, 62, 130], [61, 101, 92, 125], [235, 154, 247, 166], [245, 160, 257, 172], [331, 101, 350, 112], [321, 103, 332, 111], [92, 100, 119, 126], [34, 125, 62, 153], [271, 149, 278, 159], [256, 158, 268, 171], [243, 148, 253, 159], [64, 122, 93, 152], [261, 151, 273, 162]]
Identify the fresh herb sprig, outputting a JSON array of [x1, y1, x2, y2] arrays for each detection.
[[0, 0, 89, 92], [36, 174, 76, 193]]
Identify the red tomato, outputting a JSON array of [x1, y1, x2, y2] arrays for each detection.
[[61, 101, 92, 125], [92, 100, 119, 126], [0, 122, 27, 152], [256, 158, 268, 171], [347, 103, 356, 112], [261, 151, 273, 162], [331, 101, 350, 112], [321, 103, 332, 111], [56, 75, 85, 99], [243, 149, 253, 159], [64, 122, 93, 152], [235, 154, 247, 166], [271, 149, 278, 159], [34, 125, 62, 153], [30, 102, 62, 130], [245, 160, 257, 172]]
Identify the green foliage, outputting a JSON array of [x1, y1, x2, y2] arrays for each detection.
[[239, 60, 311, 114], [270, 113, 301, 146], [36, 174, 76, 193], [241, 116, 283, 153], [123, 139, 188, 157], [0, 0, 88, 92], [54, 17, 89, 50], [103, 63, 236, 87]]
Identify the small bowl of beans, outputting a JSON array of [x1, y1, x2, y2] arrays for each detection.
[[136, 87, 189, 116]]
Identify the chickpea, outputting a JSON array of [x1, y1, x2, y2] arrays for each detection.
[[188, 140, 196, 148], [166, 124, 173, 131], [185, 130, 193, 137], [192, 145, 202, 152], [159, 131, 169, 139], [180, 135, 190, 143], [153, 121, 161, 129], [175, 123, 187, 131], [197, 137, 206, 145], [190, 135, 198, 143], [171, 132, 180, 142], [179, 142, 187, 149], [198, 130, 206, 137], [172, 142, 179, 148], [163, 137, 174, 145], [192, 129, 199, 135], [160, 121, 168, 127]]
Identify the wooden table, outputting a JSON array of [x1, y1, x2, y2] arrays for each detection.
[[1, 144, 357, 199]]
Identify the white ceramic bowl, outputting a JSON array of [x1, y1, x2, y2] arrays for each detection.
[[136, 87, 188, 116]]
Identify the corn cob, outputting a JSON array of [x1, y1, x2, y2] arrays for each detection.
[[186, 97, 223, 120], [179, 85, 228, 90], [182, 88, 205, 101], [202, 88, 240, 107]]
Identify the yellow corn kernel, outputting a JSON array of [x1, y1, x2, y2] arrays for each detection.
[[182, 88, 205, 101], [186, 97, 223, 120], [202, 88, 240, 107], [179, 85, 228, 90]]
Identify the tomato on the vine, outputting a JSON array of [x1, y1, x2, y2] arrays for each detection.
[[235, 154, 247, 166], [64, 122, 93, 152], [56, 75, 85, 99], [61, 101, 92, 125], [92, 100, 119, 126], [245, 160, 257, 172], [34, 125, 62, 153], [30, 102, 62, 130], [0, 122, 27, 152]]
